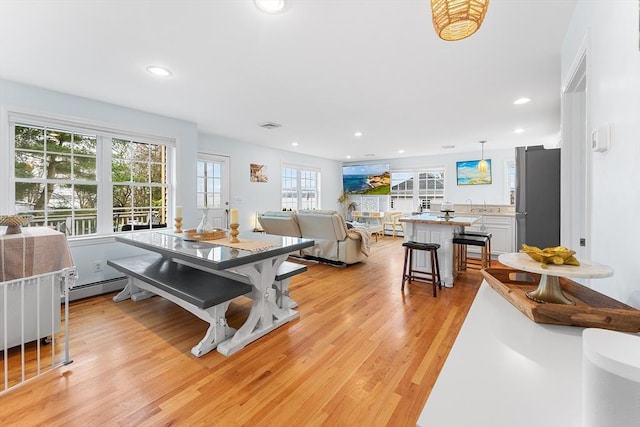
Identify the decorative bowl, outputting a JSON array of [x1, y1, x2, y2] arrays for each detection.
[[0, 215, 32, 235]]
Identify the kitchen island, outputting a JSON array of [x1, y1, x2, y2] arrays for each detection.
[[400, 213, 480, 287]]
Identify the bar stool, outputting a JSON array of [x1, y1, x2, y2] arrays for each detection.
[[401, 241, 442, 297], [452, 234, 490, 273], [458, 231, 492, 262]]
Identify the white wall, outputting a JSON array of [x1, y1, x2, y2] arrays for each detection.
[[345, 147, 516, 211], [197, 133, 343, 229], [561, 1, 640, 305]]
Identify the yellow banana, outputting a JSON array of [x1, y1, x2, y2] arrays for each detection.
[[520, 244, 580, 268]]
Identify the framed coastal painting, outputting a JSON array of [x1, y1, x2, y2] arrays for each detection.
[[456, 160, 492, 185], [342, 163, 391, 195]]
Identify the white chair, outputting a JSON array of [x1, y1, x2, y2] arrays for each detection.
[[382, 211, 404, 238]]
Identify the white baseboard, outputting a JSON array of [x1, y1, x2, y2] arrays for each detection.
[[69, 277, 128, 301]]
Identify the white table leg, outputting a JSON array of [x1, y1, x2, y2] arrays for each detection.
[[217, 254, 299, 356], [274, 278, 298, 309]]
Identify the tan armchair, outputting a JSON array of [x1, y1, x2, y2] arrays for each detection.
[[296, 210, 369, 265], [382, 211, 404, 238]]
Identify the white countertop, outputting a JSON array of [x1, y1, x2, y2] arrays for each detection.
[[417, 281, 584, 427]]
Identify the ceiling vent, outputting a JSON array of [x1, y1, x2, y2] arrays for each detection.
[[363, 153, 376, 157], [258, 122, 282, 130]]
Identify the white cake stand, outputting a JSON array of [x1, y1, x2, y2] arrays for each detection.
[[498, 253, 614, 305]]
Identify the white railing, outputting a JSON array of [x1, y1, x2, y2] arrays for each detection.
[[1, 267, 77, 394]]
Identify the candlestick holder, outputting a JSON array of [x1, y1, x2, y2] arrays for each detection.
[[229, 223, 239, 243], [174, 217, 183, 234]]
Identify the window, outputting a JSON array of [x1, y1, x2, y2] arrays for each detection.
[[506, 160, 516, 205], [281, 164, 320, 210], [196, 158, 222, 209], [390, 168, 445, 211], [14, 125, 99, 235], [112, 138, 168, 231], [9, 114, 174, 237]]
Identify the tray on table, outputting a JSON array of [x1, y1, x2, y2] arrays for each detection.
[[482, 267, 640, 332], [182, 228, 226, 241]]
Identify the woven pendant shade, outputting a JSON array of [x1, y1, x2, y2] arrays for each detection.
[[431, 0, 490, 41]]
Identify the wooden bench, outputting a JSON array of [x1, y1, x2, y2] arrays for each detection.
[[273, 261, 307, 309], [108, 253, 252, 357]]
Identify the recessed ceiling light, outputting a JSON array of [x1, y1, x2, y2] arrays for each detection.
[[254, 0, 287, 13], [291, 141, 299, 146], [346, 155, 352, 159], [354, 131, 363, 137], [146, 65, 172, 77], [513, 97, 531, 105], [514, 128, 525, 134], [398, 149, 405, 154]]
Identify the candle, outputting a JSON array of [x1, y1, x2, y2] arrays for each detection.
[[175, 206, 182, 218], [230, 208, 238, 224]]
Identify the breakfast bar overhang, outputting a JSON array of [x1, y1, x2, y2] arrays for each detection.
[[400, 214, 480, 287]]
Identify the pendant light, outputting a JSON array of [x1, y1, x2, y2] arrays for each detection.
[[430, 0, 490, 41], [478, 140, 489, 173]]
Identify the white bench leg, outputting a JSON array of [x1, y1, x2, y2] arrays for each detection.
[[114, 277, 237, 357], [112, 279, 155, 302], [112, 279, 138, 302], [191, 300, 237, 357]]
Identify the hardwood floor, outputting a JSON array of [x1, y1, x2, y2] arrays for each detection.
[[0, 237, 483, 426]]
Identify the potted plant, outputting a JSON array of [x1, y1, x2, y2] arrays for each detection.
[[338, 191, 357, 221]]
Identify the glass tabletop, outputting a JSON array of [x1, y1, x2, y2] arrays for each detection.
[[115, 231, 314, 270]]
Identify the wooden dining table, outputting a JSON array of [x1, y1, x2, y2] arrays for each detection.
[[114, 231, 314, 356]]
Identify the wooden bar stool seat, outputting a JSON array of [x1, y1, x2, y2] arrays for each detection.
[[401, 241, 442, 297], [452, 235, 490, 273]]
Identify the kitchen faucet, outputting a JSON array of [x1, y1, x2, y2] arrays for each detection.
[[466, 198, 472, 212]]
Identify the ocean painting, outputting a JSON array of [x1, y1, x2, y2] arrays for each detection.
[[342, 163, 391, 195], [456, 159, 492, 185]]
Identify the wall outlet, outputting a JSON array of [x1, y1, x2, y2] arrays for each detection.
[[93, 261, 104, 272]]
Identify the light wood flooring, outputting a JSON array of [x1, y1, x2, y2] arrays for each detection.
[[0, 236, 484, 426]]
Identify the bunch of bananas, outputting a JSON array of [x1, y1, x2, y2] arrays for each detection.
[[520, 244, 580, 269]]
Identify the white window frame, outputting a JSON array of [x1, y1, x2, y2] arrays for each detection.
[[505, 160, 515, 205], [281, 162, 321, 211], [4, 109, 176, 238], [391, 167, 446, 210]]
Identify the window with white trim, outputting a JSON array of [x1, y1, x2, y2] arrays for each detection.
[[281, 164, 320, 210], [10, 114, 174, 237], [390, 168, 445, 211], [196, 158, 222, 209]]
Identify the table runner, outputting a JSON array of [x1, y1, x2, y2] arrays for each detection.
[[201, 237, 276, 252]]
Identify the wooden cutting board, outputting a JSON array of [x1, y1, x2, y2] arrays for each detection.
[[482, 267, 640, 332]]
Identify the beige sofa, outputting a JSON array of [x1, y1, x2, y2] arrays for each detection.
[[258, 210, 369, 265]]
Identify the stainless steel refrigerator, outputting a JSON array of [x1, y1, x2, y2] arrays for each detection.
[[515, 145, 561, 250]]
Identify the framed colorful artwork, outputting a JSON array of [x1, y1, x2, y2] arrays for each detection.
[[456, 159, 492, 185]]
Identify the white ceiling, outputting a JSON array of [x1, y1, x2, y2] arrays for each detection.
[[0, 0, 576, 162]]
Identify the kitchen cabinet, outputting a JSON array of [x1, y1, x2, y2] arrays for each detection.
[[464, 214, 515, 259]]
